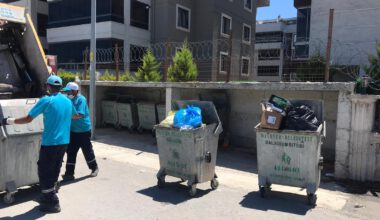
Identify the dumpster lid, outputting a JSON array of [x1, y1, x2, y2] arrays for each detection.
[[173, 100, 223, 135]]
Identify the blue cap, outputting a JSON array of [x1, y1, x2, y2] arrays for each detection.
[[47, 75, 63, 86], [61, 87, 71, 92]]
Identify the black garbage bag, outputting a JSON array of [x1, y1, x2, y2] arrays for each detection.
[[283, 105, 321, 131]]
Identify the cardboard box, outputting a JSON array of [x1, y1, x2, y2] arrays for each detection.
[[260, 104, 283, 130]]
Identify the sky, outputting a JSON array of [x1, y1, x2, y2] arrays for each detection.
[[256, 0, 297, 20]]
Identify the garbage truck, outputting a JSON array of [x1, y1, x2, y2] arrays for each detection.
[[0, 3, 50, 204]]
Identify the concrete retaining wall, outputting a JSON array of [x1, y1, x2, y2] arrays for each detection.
[[81, 81, 354, 164]]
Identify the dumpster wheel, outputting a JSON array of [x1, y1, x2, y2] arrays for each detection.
[[3, 192, 15, 204], [210, 179, 219, 190], [259, 186, 266, 198], [157, 176, 165, 188], [188, 184, 197, 197], [307, 194, 317, 206]]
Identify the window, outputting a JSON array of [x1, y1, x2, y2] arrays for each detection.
[[296, 7, 311, 42], [294, 45, 309, 59], [242, 23, 251, 44], [255, 32, 283, 43], [244, 0, 252, 12], [176, 4, 190, 32], [130, 0, 149, 30], [241, 57, 250, 75], [258, 49, 281, 60], [219, 52, 229, 74], [48, 0, 124, 28], [257, 66, 280, 76], [37, 13, 48, 37], [221, 14, 232, 37]]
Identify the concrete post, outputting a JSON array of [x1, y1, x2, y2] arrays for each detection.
[[334, 91, 352, 179]]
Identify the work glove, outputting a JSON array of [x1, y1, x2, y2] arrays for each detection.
[[1, 118, 16, 126]]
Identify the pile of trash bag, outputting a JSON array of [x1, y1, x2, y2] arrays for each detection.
[[173, 106, 203, 130], [261, 95, 321, 131], [283, 105, 321, 131]]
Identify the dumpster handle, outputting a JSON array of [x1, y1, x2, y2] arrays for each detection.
[[0, 126, 7, 140], [205, 151, 212, 163], [214, 123, 223, 136], [323, 121, 326, 140]]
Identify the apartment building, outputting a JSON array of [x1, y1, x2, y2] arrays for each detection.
[[47, 0, 151, 70], [0, 0, 48, 51], [253, 17, 296, 81], [151, 0, 269, 81], [294, 0, 380, 67]]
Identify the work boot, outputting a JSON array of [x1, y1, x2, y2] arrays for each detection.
[[38, 203, 61, 213], [90, 167, 99, 177], [61, 174, 75, 182]]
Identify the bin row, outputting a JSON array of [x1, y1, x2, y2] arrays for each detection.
[[102, 100, 166, 133]]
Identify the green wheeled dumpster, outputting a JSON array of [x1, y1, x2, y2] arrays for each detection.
[[155, 101, 223, 197], [255, 100, 325, 205]]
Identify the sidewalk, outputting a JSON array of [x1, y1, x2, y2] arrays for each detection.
[[0, 128, 379, 220]]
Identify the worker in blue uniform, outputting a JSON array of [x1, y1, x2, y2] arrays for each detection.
[[1, 75, 76, 213], [61, 82, 99, 181]]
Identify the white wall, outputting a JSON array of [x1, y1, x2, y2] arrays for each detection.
[[309, 0, 380, 66]]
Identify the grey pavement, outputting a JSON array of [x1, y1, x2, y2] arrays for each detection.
[[0, 128, 379, 220]]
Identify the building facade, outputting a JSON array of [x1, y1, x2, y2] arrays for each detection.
[[47, 0, 151, 70], [151, 0, 261, 81], [254, 18, 296, 81], [46, 0, 268, 81], [0, 0, 48, 51], [294, 0, 380, 67]]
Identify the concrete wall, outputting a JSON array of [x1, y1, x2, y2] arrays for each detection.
[[82, 81, 354, 164], [309, 0, 380, 65]]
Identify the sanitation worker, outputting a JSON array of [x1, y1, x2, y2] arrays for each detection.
[[1, 75, 76, 213], [61, 82, 99, 182]]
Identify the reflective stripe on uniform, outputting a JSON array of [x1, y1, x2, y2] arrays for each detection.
[[87, 159, 96, 164], [42, 188, 55, 194]]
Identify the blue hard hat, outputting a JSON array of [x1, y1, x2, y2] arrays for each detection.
[[47, 75, 63, 86]]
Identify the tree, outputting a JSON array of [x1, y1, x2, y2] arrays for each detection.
[[296, 53, 325, 82], [167, 40, 198, 82], [364, 43, 380, 94], [364, 43, 380, 81], [135, 49, 161, 82]]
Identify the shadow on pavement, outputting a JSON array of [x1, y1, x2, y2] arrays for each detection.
[[240, 191, 314, 215], [95, 129, 158, 154], [0, 206, 45, 220], [137, 181, 212, 205]]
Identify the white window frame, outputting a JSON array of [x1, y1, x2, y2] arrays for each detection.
[[244, 0, 253, 12], [241, 56, 250, 76], [176, 4, 191, 32], [242, 23, 251, 45], [221, 13, 232, 38], [219, 51, 229, 74]]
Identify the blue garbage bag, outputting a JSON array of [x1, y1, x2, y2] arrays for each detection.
[[173, 106, 202, 129]]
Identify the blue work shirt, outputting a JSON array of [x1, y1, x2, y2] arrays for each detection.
[[70, 94, 92, 133], [28, 93, 76, 146]]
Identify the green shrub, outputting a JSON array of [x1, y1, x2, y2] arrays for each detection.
[[57, 69, 79, 86], [120, 71, 136, 81], [167, 40, 198, 82], [135, 49, 161, 82], [364, 43, 380, 94], [99, 69, 116, 81]]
